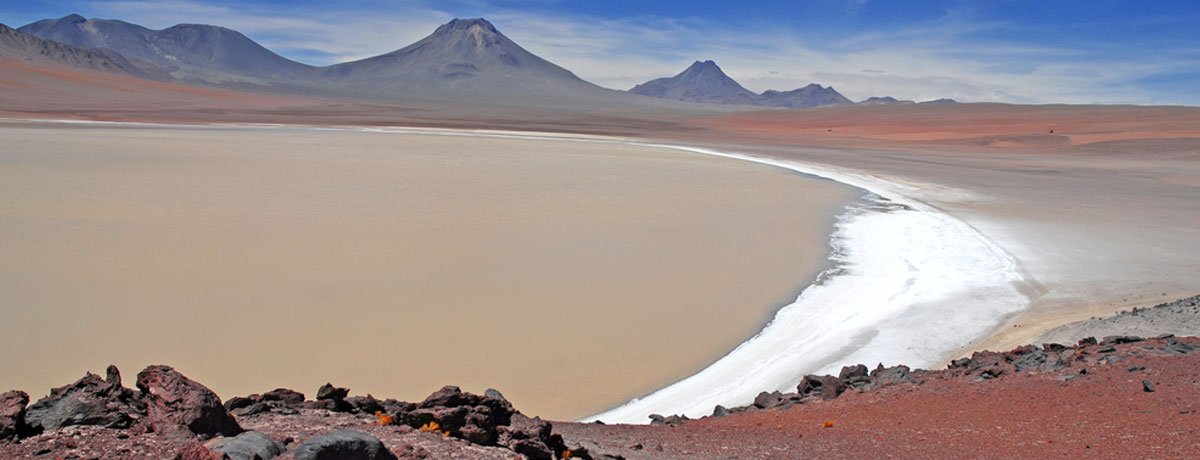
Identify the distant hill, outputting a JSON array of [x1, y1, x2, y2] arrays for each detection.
[[761, 84, 852, 108], [19, 14, 317, 84], [630, 61, 851, 108], [858, 96, 914, 106], [629, 60, 760, 105], [0, 22, 166, 80], [919, 98, 958, 104]]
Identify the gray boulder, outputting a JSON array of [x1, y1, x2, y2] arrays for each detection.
[[293, 430, 398, 460], [208, 431, 284, 460], [25, 365, 145, 431]]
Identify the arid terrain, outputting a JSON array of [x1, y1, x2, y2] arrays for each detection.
[[3, 323, 1197, 459], [3, 10, 1200, 459]]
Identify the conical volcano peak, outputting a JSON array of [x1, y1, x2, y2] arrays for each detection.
[[436, 18, 499, 34]]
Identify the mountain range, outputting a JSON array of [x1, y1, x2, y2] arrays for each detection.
[[631, 60, 853, 108], [0, 22, 165, 80], [7, 14, 952, 109], [18, 14, 316, 84]]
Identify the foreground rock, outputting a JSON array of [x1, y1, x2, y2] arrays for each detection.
[[0, 390, 29, 439], [293, 430, 397, 460], [24, 365, 145, 432], [137, 365, 241, 438]]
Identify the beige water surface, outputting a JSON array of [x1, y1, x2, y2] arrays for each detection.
[[0, 124, 856, 420]]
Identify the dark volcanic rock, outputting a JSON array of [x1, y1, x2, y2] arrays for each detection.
[[647, 414, 689, 426], [1164, 338, 1198, 355], [136, 365, 241, 438], [711, 405, 730, 418], [207, 431, 284, 460], [839, 364, 869, 380], [403, 386, 514, 445], [223, 397, 255, 412], [752, 391, 785, 409], [260, 388, 304, 405], [871, 364, 914, 384], [316, 383, 349, 402], [293, 429, 398, 460], [1, 390, 29, 440], [1012, 350, 1048, 372], [346, 395, 384, 415], [25, 366, 145, 432], [1143, 380, 1156, 393], [1102, 336, 1144, 345], [312, 383, 353, 412], [797, 375, 847, 400], [497, 414, 568, 460]]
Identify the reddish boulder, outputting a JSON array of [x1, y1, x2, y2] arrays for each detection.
[[1, 390, 29, 440], [136, 365, 241, 438]]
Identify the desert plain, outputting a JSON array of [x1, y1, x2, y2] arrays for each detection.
[[3, 13, 1200, 457]]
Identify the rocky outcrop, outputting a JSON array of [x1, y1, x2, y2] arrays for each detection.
[[293, 430, 397, 460], [25, 365, 146, 432], [0, 390, 29, 440], [136, 365, 241, 438], [402, 385, 513, 445]]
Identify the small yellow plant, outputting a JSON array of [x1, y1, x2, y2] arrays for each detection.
[[419, 421, 451, 436], [562, 450, 572, 459], [375, 411, 394, 426], [822, 421, 835, 428]]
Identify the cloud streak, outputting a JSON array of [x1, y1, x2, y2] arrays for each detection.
[[74, 0, 1200, 105]]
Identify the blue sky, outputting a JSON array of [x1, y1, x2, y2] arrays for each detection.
[[4, 0, 1199, 105]]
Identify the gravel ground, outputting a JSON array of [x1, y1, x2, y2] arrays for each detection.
[[1037, 295, 1200, 345]]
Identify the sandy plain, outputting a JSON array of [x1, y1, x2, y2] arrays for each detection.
[[0, 122, 856, 420]]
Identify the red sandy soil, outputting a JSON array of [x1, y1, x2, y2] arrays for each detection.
[[0, 57, 323, 119], [557, 337, 1200, 459], [687, 103, 1200, 153]]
